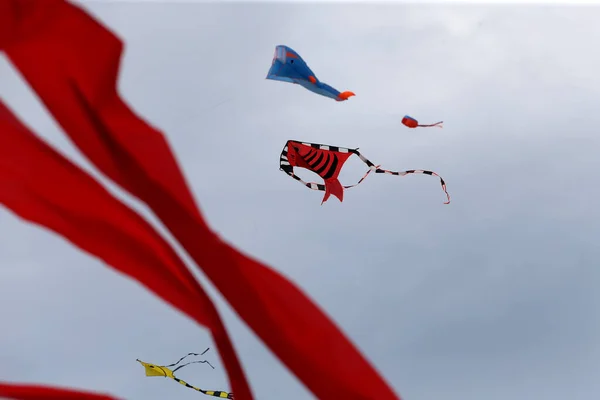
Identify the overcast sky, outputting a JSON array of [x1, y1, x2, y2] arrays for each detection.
[[1, 2, 599, 400]]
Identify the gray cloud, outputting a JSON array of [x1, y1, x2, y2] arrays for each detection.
[[1, 2, 599, 400]]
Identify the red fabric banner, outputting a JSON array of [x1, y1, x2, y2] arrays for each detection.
[[0, 1, 399, 399], [0, 382, 119, 400]]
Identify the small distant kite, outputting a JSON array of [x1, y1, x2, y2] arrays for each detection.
[[279, 140, 450, 205], [402, 115, 443, 128], [266, 45, 355, 102], [136, 348, 233, 399]]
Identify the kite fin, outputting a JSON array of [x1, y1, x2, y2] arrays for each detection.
[[322, 178, 344, 205], [337, 91, 355, 101]]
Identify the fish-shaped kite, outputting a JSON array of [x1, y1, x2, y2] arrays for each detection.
[[266, 45, 355, 102], [280, 140, 451, 205]]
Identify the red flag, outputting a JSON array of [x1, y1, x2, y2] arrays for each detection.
[[1, 0, 400, 399], [0, 100, 252, 400], [0, 382, 119, 400]]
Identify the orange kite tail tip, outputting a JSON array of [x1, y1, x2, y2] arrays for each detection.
[[337, 91, 355, 101], [308, 75, 317, 84]]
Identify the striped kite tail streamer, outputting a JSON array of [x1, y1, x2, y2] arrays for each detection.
[[376, 167, 451, 204], [354, 149, 451, 204], [172, 376, 233, 399], [199, 388, 235, 399]]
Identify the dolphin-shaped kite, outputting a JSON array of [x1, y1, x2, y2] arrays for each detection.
[[266, 45, 355, 102]]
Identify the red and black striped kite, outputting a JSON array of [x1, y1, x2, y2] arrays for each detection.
[[280, 140, 451, 205]]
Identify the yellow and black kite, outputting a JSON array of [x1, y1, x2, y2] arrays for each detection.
[[136, 348, 233, 399]]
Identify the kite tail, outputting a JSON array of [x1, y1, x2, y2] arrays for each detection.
[[171, 376, 234, 399], [343, 165, 379, 189], [418, 121, 443, 128], [166, 349, 211, 368], [438, 175, 451, 204], [173, 359, 216, 373], [322, 178, 345, 205], [355, 150, 451, 204], [200, 389, 235, 399], [376, 168, 450, 204]]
